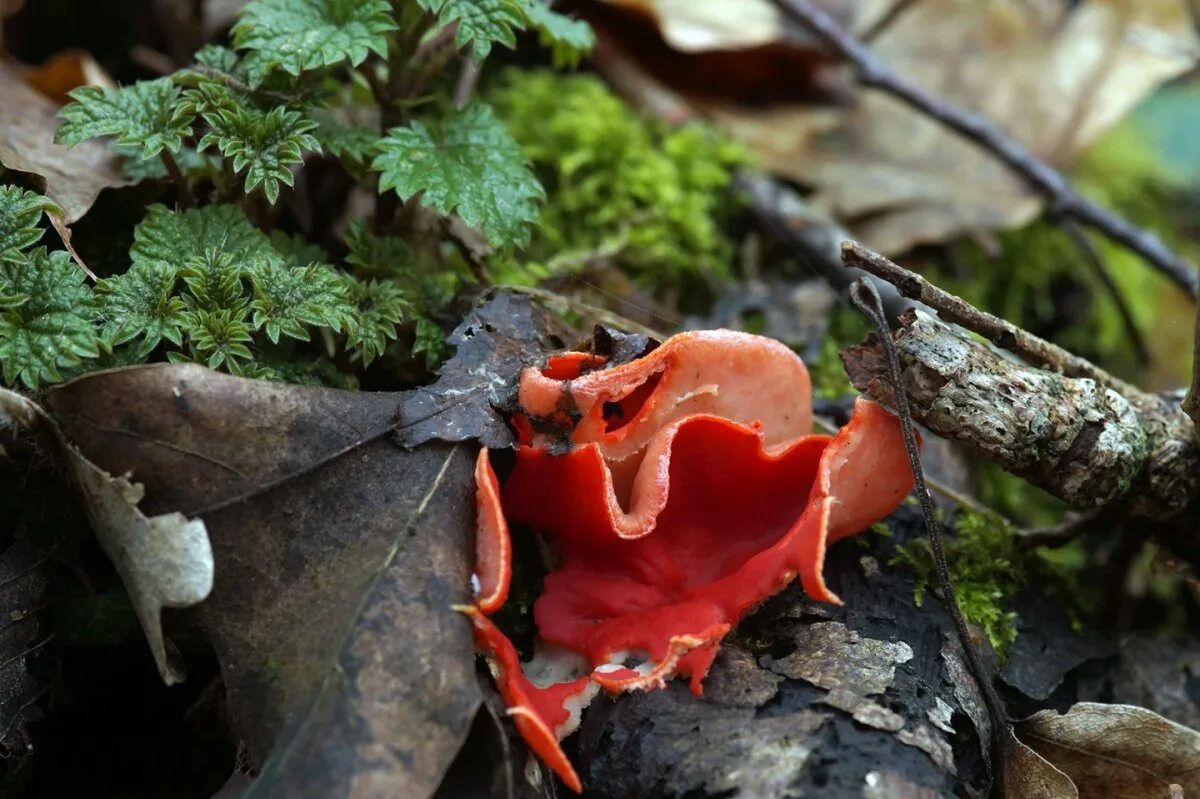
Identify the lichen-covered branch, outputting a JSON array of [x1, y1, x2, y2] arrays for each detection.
[[842, 310, 1199, 517]]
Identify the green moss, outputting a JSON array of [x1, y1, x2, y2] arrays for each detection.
[[487, 70, 746, 293], [890, 506, 1086, 659]]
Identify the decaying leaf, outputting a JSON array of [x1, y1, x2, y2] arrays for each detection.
[[603, 0, 1200, 254], [0, 532, 52, 759], [1016, 702, 1200, 797], [0, 60, 127, 224], [0, 387, 213, 685], [1003, 730, 1079, 799], [46, 292, 573, 799]]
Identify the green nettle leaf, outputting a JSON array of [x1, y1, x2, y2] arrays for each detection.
[[523, 1, 594, 68], [97, 262, 188, 350], [56, 78, 196, 159], [131, 204, 274, 272], [0, 186, 57, 264], [416, 0, 526, 60], [194, 44, 242, 73], [311, 111, 380, 174], [183, 307, 254, 371], [344, 219, 416, 276], [344, 277, 407, 365], [249, 261, 355, 343], [180, 248, 250, 312], [0, 249, 100, 389], [269, 230, 329, 266], [411, 316, 446, 369], [372, 102, 543, 247], [233, 0, 397, 84], [195, 100, 321, 204]]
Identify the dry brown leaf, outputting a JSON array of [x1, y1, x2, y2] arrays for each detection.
[[0, 59, 127, 224], [609, 0, 1199, 254], [1016, 702, 1200, 797], [1003, 730, 1079, 799], [0, 387, 212, 686], [47, 293, 573, 799], [22, 50, 114, 104]]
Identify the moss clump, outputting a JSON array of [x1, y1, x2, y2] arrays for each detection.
[[891, 507, 1086, 658], [487, 69, 746, 293]]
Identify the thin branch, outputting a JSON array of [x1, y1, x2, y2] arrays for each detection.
[[1058, 218, 1151, 366], [773, 0, 1199, 296], [453, 58, 481, 109], [860, 0, 922, 43], [842, 240, 1142, 399], [159, 150, 196, 209], [849, 278, 1009, 793]]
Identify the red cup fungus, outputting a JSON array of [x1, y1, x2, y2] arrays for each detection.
[[462, 330, 913, 792]]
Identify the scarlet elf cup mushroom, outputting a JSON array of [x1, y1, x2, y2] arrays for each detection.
[[461, 330, 913, 792]]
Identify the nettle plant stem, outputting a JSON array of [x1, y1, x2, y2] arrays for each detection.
[[849, 277, 1010, 794]]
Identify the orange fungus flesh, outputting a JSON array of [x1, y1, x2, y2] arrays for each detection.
[[466, 330, 913, 792]]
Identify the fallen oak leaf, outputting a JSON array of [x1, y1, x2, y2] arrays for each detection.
[[0, 386, 212, 685], [0, 60, 127, 225], [47, 292, 575, 799], [1016, 702, 1200, 798]]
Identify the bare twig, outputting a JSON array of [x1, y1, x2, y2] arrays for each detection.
[[453, 58, 481, 109], [773, 0, 1199, 296], [842, 240, 1141, 399], [1058, 219, 1151, 365], [860, 0, 922, 43], [849, 278, 1009, 794]]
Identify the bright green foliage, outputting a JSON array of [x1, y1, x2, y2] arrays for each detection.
[[417, 0, 525, 60], [311, 112, 378, 175], [232, 0, 397, 84], [809, 306, 868, 399], [185, 82, 321, 203], [0, 186, 56, 264], [131, 204, 275, 272], [249, 260, 354, 343], [344, 219, 416, 276], [373, 102, 542, 248], [97, 262, 188, 351], [182, 307, 255, 370], [0, 249, 101, 389], [891, 510, 1022, 658], [344, 278, 409, 365], [489, 70, 744, 291], [269, 230, 329, 265], [523, 1, 593, 68], [56, 79, 195, 159], [180, 249, 248, 312]]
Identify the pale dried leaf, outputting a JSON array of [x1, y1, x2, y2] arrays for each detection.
[[1003, 730, 1079, 799], [0, 387, 212, 685], [1017, 702, 1200, 797], [0, 60, 128, 223], [694, 0, 1200, 253]]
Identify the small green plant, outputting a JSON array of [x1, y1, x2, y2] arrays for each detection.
[[488, 70, 746, 293], [890, 507, 1086, 658], [1, 0, 603, 390]]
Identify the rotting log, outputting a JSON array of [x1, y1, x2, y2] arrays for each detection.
[[841, 310, 1200, 519]]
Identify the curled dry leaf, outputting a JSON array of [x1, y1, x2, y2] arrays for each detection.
[[47, 292, 574, 799], [0, 387, 212, 685], [1016, 702, 1200, 798], [0, 60, 127, 224], [1003, 730, 1079, 799]]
